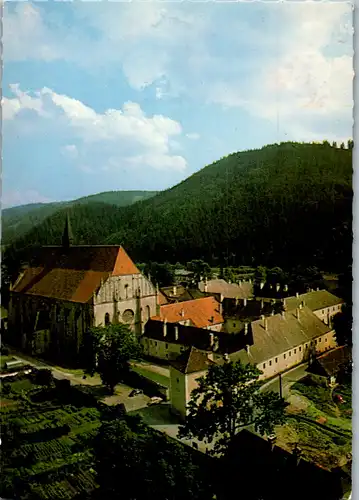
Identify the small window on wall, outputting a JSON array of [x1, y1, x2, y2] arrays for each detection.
[[305, 344, 308, 349], [177, 378, 179, 383], [325, 337, 328, 342], [105, 313, 110, 326], [275, 358, 278, 363], [269, 360, 272, 366], [263, 363, 266, 369], [284, 354, 286, 360], [294, 349, 296, 354], [166, 343, 169, 349], [289, 351, 291, 357], [315, 339, 318, 345], [299, 346, 302, 352], [319, 338, 322, 342]]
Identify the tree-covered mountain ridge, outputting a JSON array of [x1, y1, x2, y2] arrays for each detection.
[[7, 142, 352, 272], [2, 190, 158, 246]]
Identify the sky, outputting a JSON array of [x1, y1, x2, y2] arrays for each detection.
[[2, 0, 353, 208]]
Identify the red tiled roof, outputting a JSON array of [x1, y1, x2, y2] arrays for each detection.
[[151, 296, 223, 329], [12, 246, 140, 303]]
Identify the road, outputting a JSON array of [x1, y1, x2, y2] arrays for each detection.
[[261, 362, 309, 398]]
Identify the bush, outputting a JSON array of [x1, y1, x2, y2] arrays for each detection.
[[2, 383, 11, 395], [34, 369, 54, 386], [1, 346, 10, 355], [332, 436, 347, 446]]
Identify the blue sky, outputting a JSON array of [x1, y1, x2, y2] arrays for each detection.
[[3, 1, 353, 208]]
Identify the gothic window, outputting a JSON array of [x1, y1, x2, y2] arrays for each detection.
[[105, 313, 110, 326], [122, 309, 134, 324], [125, 284, 129, 300]]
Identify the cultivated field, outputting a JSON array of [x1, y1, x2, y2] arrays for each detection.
[[1, 372, 102, 499]]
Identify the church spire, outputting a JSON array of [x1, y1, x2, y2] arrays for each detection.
[[62, 213, 74, 249]]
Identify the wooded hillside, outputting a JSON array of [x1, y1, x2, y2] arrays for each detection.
[[5, 143, 352, 273]]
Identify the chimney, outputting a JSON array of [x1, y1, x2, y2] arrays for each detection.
[[282, 298, 286, 308], [245, 344, 250, 354], [180, 308, 185, 318], [276, 283, 280, 292], [174, 325, 179, 341], [220, 293, 224, 303], [281, 310, 286, 319], [299, 303, 303, 310], [271, 310, 275, 316], [260, 282, 265, 290], [249, 279, 252, 284], [243, 298, 247, 307], [163, 318, 168, 337], [296, 292, 299, 298], [261, 314, 265, 321], [296, 308, 300, 320], [209, 332, 214, 347], [173, 285, 177, 296], [244, 322, 249, 335], [235, 297, 239, 307], [148, 272, 151, 282], [268, 434, 277, 451], [261, 299, 264, 309], [264, 318, 268, 331], [204, 280, 208, 293], [292, 445, 302, 466], [223, 353, 229, 363], [239, 279, 242, 285], [316, 287, 320, 291], [284, 284, 288, 292]]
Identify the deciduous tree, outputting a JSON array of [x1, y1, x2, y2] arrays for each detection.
[[178, 360, 287, 455], [84, 324, 142, 393]]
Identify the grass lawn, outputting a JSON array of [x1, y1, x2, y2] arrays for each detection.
[[1, 374, 102, 500], [131, 365, 170, 387], [291, 376, 352, 433], [275, 418, 352, 470]]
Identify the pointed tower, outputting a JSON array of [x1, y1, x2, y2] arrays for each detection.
[[62, 213, 74, 249]]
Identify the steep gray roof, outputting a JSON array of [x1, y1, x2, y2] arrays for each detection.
[[199, 279, 253, 300], [285, 290, 344, 312], [230, 306, 332, 365]]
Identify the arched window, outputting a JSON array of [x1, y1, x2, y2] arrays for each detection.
[[122, 309, 134, 324], [105, 313, 110, 326]]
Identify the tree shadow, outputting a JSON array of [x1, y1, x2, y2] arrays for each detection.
[[128, 403, 181, 426]]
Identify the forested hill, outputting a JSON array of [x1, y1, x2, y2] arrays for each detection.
[[6, 143, 352, 272], [2, 191, 158, 246]]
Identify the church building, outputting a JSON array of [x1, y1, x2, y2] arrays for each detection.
[[7, 217, 158, 364]]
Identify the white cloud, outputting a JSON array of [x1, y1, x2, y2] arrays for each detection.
[[186, 133, 200, 141], [207, 2, 353, 142], [3, 2, 353, 144], [2, 189, 53, 209], [62, 144, 79, 160], [2, 83, 48, 120], [5, 84, 187, 173]]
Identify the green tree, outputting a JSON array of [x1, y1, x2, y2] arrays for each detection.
[[93, 417, 213, 500], [84, 324, 142, 393], [348, 139, 354, 150], [254, 265, 267, 284], [333, 304, 352, 347], [178, 361, 287, 456], [187, 260, 212, 283], [144, 262, 174, 287], [340, 142, 345, 149]]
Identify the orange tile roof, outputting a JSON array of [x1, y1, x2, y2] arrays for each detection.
[[151, 296, 223, 329], [12, 245, 140, 303]]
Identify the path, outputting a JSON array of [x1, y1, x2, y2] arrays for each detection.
[[261, 362, 309, 398], [8, 349, 151, 412]]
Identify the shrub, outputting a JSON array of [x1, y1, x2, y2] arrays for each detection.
[[34, 369, 54, 386]]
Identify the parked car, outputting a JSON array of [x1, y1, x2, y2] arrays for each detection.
[[129, 389, 143, 397], [149, 396, 163, 405]]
